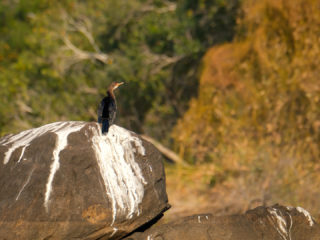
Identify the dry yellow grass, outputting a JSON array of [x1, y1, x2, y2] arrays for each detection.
[[168, 0, 320, 220]]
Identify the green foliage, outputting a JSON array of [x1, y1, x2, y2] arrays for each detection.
[[0, 0, 238, 139]]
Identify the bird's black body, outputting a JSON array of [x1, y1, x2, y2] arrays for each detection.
[[98, 82, 123, 134], [98, 93, 116, 134]]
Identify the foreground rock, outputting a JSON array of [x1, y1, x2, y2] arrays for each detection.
[[0, 121, 169, 240], [126, 205, 320, 240]]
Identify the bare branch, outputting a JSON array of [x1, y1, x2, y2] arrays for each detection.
[[66, 16, 100, 52], [114, 1, 177, 40], [56, 11, 110, 72], [62, 34, 109, 64], [57, 1, 177, 73], [141, 134, 188, 165], [141, 1, 177, 14], [141, 44, 182, 74]]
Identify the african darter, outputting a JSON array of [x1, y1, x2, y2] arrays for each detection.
[[98, 82, 124, 134]]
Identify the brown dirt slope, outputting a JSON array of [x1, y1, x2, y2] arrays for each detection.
[[172, 0, 320, 219]]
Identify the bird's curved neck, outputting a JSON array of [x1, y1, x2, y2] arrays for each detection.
[[107, 89, 115, 99]]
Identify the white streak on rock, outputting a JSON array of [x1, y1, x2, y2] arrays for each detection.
[[296, 206, 314, 226], [16, 168, 35, 201], [268, 208, 291, 240], [287, 213, 292, 240], [198, 215, 201, 223], [110, 227, 118, 237], [206, 215, 209, 220], [1, 121, 83, 164], [91, 124, 147, 225], [3, 148, 16, 165], [44, 122, 84, 211], [0, 121, 85, 210], [17, 145, 28, 163]]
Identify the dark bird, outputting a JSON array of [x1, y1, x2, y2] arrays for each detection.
[[98, 82, 124, 134]]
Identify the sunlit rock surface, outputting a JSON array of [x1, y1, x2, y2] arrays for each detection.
[[126, 205, 320, 240], [0, 121, 169, 240]]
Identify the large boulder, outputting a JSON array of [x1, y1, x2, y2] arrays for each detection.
[[0, 121, 169, 240], [126, 205, 320, 240]]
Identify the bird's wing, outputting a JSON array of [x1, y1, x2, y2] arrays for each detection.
[[101, 119, 109, 134], [97, 99, 104, 123], [108, 100, 117, 125]]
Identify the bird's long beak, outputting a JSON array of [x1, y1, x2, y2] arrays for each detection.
[[115, 82, 124, 89]]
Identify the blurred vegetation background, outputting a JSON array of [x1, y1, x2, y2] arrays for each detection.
[[0, 0, 319, 220]]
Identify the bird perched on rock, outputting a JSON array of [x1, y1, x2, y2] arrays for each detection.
[[98, 82, 124, 134]]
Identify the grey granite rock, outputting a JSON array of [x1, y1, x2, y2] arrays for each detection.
[[125, 204, 320, 240], [0, 121, 169, 240]]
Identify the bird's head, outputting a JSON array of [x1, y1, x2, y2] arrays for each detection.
[[108, 82, 124, 92]]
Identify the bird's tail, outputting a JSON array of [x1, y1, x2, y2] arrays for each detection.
[[101, 119, 110, 135]]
